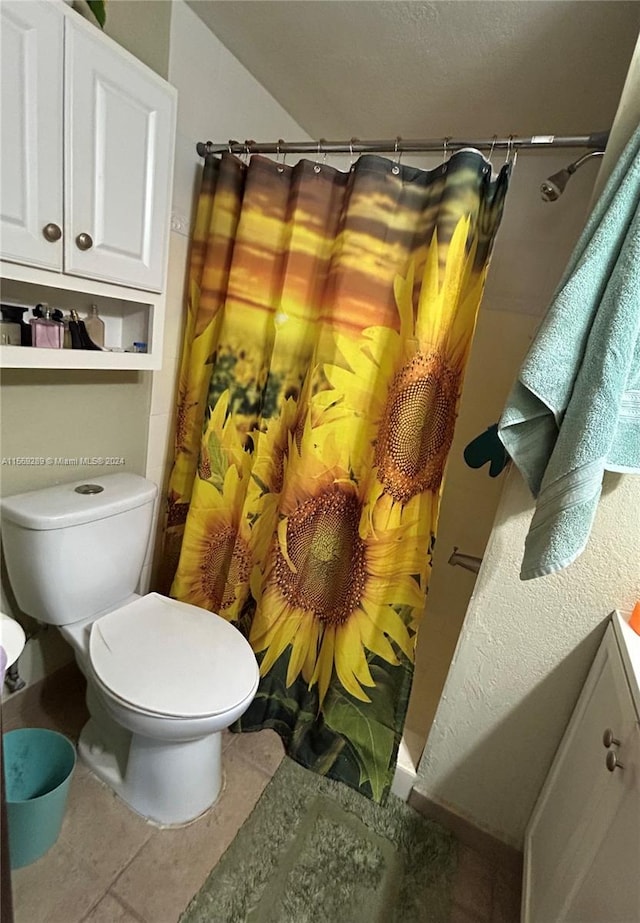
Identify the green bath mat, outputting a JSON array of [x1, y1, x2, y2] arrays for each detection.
[[180, 757, 457, 923]]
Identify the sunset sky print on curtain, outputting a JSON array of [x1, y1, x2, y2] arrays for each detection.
[[160, 150, 510, 802]]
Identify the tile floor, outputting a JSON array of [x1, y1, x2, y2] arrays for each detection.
[[3, 666, 521, 923]]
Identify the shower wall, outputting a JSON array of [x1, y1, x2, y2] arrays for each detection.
[[401, 148, 605, 762]]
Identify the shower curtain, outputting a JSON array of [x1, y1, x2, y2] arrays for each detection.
[[160, 150, 510, 801]]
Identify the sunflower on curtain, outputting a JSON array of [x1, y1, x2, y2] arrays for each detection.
[[160, 151, 510, 802]]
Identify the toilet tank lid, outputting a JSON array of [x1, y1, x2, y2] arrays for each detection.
[[0, 473, 157, 530]]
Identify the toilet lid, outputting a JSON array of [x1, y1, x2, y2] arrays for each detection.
[[89, 593, 259, 719]]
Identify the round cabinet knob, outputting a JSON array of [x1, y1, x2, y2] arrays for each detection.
[[42, 222, 62, 242], [606, 750, 624, 772], [602, 728, 621, 748], [75, 232, 93, 251]]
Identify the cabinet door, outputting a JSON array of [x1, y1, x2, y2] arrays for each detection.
[[564, 721, 640, 923], [64, 17, 176, 293], [0, 0, 64, 271], [524, 626, 640, 923]]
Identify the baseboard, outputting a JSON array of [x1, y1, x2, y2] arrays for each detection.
[[391, 734, 419, 800], [408, 788, 523, 877]]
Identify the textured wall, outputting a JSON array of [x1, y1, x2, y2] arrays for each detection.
[[415, 470, 639, 847], [414, 35, 640, 847], [72, 0, 172, 78], [186, 1, 640, 142]]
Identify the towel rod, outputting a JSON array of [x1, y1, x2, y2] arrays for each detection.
[[196, 131, 610, 158]]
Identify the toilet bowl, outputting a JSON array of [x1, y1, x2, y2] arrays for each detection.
[[0, 474, 260, 826], [66, 592, 259, 824]]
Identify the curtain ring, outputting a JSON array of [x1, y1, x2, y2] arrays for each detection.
[[391, 136, 402, 175], [276, 139, 285, 173], [314, 139, 326, 174], [350, 137, 358, 169], [488, 135, 497, 162], [504, 135, 516, 167], [443, 136, 451, 166], [243, 141, 251, 165]]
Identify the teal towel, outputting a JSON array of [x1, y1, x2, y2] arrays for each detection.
[[498, 123, 640, 580]]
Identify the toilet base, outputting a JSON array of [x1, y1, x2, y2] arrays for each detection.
[[79, 718, 223, 826]]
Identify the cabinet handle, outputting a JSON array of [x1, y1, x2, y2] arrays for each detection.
[[606, 750, 624, 772], [42, 222, 62, 243], [75, 232, 93, 251], [602, 728, 621, 748]]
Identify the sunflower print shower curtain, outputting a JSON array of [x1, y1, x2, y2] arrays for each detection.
[[160, 150, 510, 801]]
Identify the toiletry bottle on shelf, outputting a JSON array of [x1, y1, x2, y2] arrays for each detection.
[[0, 304, 31, 345], [69, 311, 102, 350], [0, 320, 21, 345], [30, 304, 63, 349], [62, 314, 72, 349], [84, 304, 105, 348]]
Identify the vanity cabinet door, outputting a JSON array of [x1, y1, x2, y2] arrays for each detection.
[[0, 0, 64, 271], [524, 625, 640, 923], [64, 16, 176, 293], [564, 721, 640, 923]]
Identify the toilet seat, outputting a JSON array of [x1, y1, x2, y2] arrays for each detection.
[[91, 668, 258, 722], [89, 593, 259, 719]]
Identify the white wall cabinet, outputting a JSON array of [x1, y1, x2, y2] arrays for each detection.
[[0, 0, 176, 370], [64, 15, 175, 292], [1, 0, 176, 293], [523, 612, 640, 923], [0, 0, 64, 272]]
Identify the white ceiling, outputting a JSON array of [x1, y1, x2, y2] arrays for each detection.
[[186, 1, 640, 142]]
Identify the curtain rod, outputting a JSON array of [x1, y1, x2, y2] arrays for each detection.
[[196, 131, 610, 158]]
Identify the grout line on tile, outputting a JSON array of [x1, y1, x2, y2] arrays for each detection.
[[224, 733, 280, 780], [221, 730, 235, 752], [109, 830, 158, 893], [109, 890, 148, 923], [77, 884, 112, 923]]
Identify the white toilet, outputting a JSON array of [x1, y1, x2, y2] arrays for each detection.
[[1, 473, 259, 826]]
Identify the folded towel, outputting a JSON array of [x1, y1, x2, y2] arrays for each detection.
[[498, 122, 640, 580]]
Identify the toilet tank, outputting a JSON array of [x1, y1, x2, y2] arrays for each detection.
[[1, 473, 158, 626]]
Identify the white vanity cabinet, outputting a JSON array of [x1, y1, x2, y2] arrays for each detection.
[[523, 612, 640, 923], [1, 0, 176, 293]]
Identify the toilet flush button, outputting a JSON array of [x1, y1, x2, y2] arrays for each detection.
[[74, 484, 104, 495]]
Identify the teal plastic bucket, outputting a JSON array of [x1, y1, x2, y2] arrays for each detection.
[[3, 728, 76, 868]]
